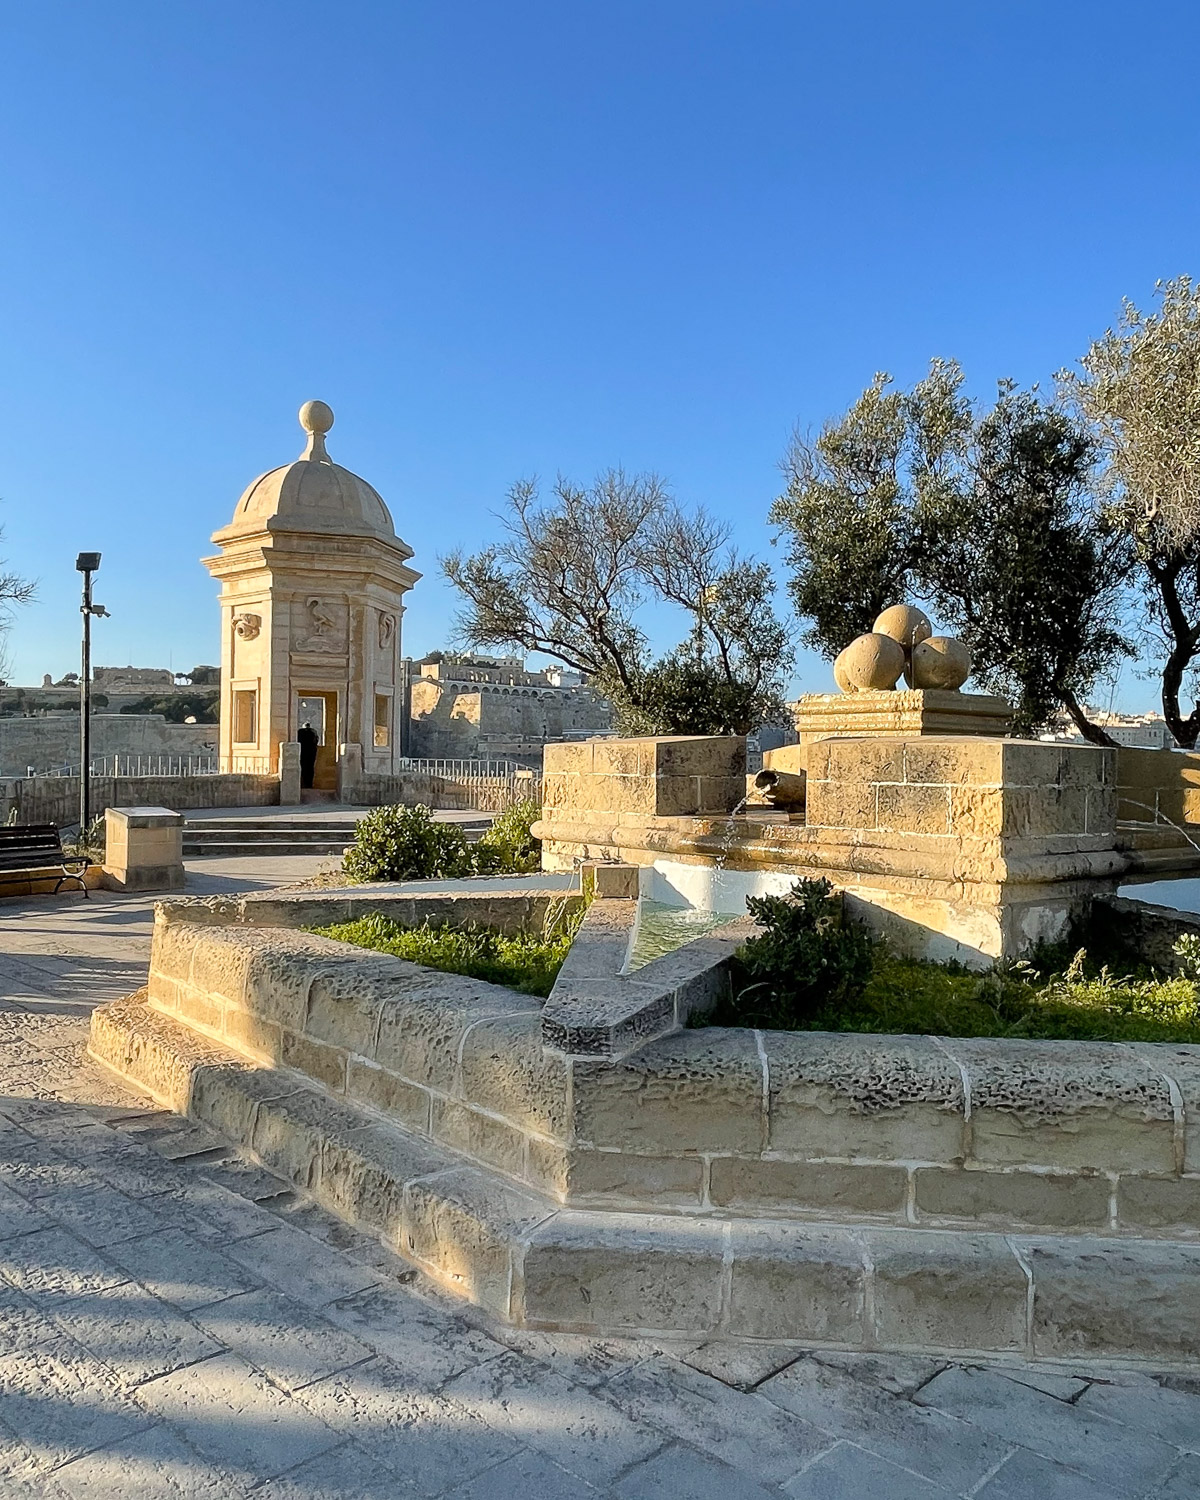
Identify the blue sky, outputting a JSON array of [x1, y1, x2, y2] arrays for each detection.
[[0, 1, 1195, 707]]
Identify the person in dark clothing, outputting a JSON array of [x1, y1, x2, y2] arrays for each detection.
[[298, 721, 319, 789]]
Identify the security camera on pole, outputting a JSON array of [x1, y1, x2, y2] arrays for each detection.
[[75, 553, 109, 833]]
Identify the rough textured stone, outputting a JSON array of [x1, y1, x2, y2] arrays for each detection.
[[521, 1212, 725, 1333], [431, 1097, 527, 1177], [402, 1167, 549, 1318], [869, 1231, 1028, 1352], [373, 972, 522, 1092], [710, 1156, 907, 1218], [943, 1038, 1177, 1173], [1021, 1235, 1200, 1360], [571, 1028, 764, 1154], [913, 1166, 1111, 1230], [526, 1140, 705, 1207], [1117, 1173, 1200, 1233], [727, 1225, 867, 1342], [766, 1032, 965, 1162], [455, 1011, 569, 1139], [318, 1120, 449, 1236], [250, 1088, 370, 1191], [344, 1056, 430, 1132]]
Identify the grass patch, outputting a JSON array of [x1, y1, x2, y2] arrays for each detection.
[[313, 908, 581, 998], [697, 877, 1200, 1042], [706, 944, 1200, 1043]]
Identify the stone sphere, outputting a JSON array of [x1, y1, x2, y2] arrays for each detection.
[[833, 647, 853, 692], [836, 632, 906, 692], [299, 399, 335, 435], [873, 604, 932, 650], [909, 635, 972, 690]]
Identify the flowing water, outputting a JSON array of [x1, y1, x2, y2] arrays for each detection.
[[625, 899, 738, 970]]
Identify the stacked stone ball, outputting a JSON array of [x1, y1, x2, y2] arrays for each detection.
[[834, 605, 972, 693]]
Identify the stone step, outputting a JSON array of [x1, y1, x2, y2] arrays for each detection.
[[88, 990, 1200, 1367]]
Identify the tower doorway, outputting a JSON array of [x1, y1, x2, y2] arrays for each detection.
[[296, 691, 339, 791]]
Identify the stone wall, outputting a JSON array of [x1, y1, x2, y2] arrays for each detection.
[[1117, 746, 1200, 840], [0, 772, 279, 827], [408, 674, 612, 763], [535, 732, 1135, 963], [0, 715, 217, 776], [542, 735, 745, 828]]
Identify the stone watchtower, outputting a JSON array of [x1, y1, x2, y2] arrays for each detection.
[[203, 402, 420, 790]]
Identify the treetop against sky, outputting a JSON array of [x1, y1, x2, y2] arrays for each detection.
[[0, 0, 1196, 709]]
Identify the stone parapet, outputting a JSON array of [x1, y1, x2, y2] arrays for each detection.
[[791, 689, 1014, 744], [89, 988, 1200, 1361], [113, 890, 1200, 1247], [542, 735, 745, 827]]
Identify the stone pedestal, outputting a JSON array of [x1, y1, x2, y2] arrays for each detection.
[[792, 689, 1013, 745], [102, 807, 185, 893], [278, 741, 301, 805]]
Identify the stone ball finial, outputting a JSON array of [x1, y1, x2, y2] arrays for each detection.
[[873, 604, 932, 650], [835, 632, 906, 692], [909, 635, 972, 690], [299, 400, 335, 435]]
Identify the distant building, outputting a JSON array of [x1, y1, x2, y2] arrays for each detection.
[[92, 666, 176, 689], [1046, 710, 1174, 750], [404, 652, 613, 764]]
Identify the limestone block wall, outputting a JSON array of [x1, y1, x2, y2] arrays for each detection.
[[542, 736, 745, 828], [1117, 745, 1200, 841], [136, 895, 1200, 1243]]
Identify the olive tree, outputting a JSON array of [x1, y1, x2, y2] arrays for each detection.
[[1063, 277, 1200, 747], [443, 469, 793, 735], [771, 364, 1130, 741]]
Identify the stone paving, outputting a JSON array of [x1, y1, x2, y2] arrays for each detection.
[[1, 881, 1200, 1497]]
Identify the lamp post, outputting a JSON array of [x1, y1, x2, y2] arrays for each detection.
[[75, 553, 108, 832]]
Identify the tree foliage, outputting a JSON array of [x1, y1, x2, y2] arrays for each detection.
[[1063, 277, 1200, 747], [771, 363, 1130, 740], [0, 526, 34, 682], [444, 470, 793, 735]]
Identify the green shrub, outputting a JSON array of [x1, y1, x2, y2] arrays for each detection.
[[315, 910, 579, 997], [719, 878, 873, 1029], [472, 798, 541, 875], [342, 804, 471, 883]]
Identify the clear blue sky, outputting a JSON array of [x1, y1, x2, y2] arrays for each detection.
[[0, 2, 1194, 707]]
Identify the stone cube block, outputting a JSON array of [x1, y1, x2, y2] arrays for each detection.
[[571, 1029, 765, 1154], [521, 1211, 725, 1333], [869, 1230, 1028, 1352], [765, 1032, 965, 1162], [726, 1224, 867, 1341]]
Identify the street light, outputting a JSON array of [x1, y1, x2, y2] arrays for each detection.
[[75, 552, 109, 831]]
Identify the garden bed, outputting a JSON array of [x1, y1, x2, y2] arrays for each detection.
[[697, 880, 1200, 1044], [313, 909, 582, 998]]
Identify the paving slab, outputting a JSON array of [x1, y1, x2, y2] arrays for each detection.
[[191, 1286, 375, 1393], [760, 1355, 1012, 1494], [292, 1355, 524, 1493], [599, 1356, 835, 1487], [782, 1441, 957, 1499], [914, 1365, 1180, 1494], [132, 1352, 342, 1486], [444, 1347, 664, 1487]]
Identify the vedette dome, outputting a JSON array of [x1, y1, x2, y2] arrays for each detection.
[[213, 401, 407, 550]]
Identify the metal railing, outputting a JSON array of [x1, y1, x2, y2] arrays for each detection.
[[27, 753, 220, 779], [395, 757, 536, 779]]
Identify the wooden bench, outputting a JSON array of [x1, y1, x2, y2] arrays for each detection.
[[0, 824, 91, 898]]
